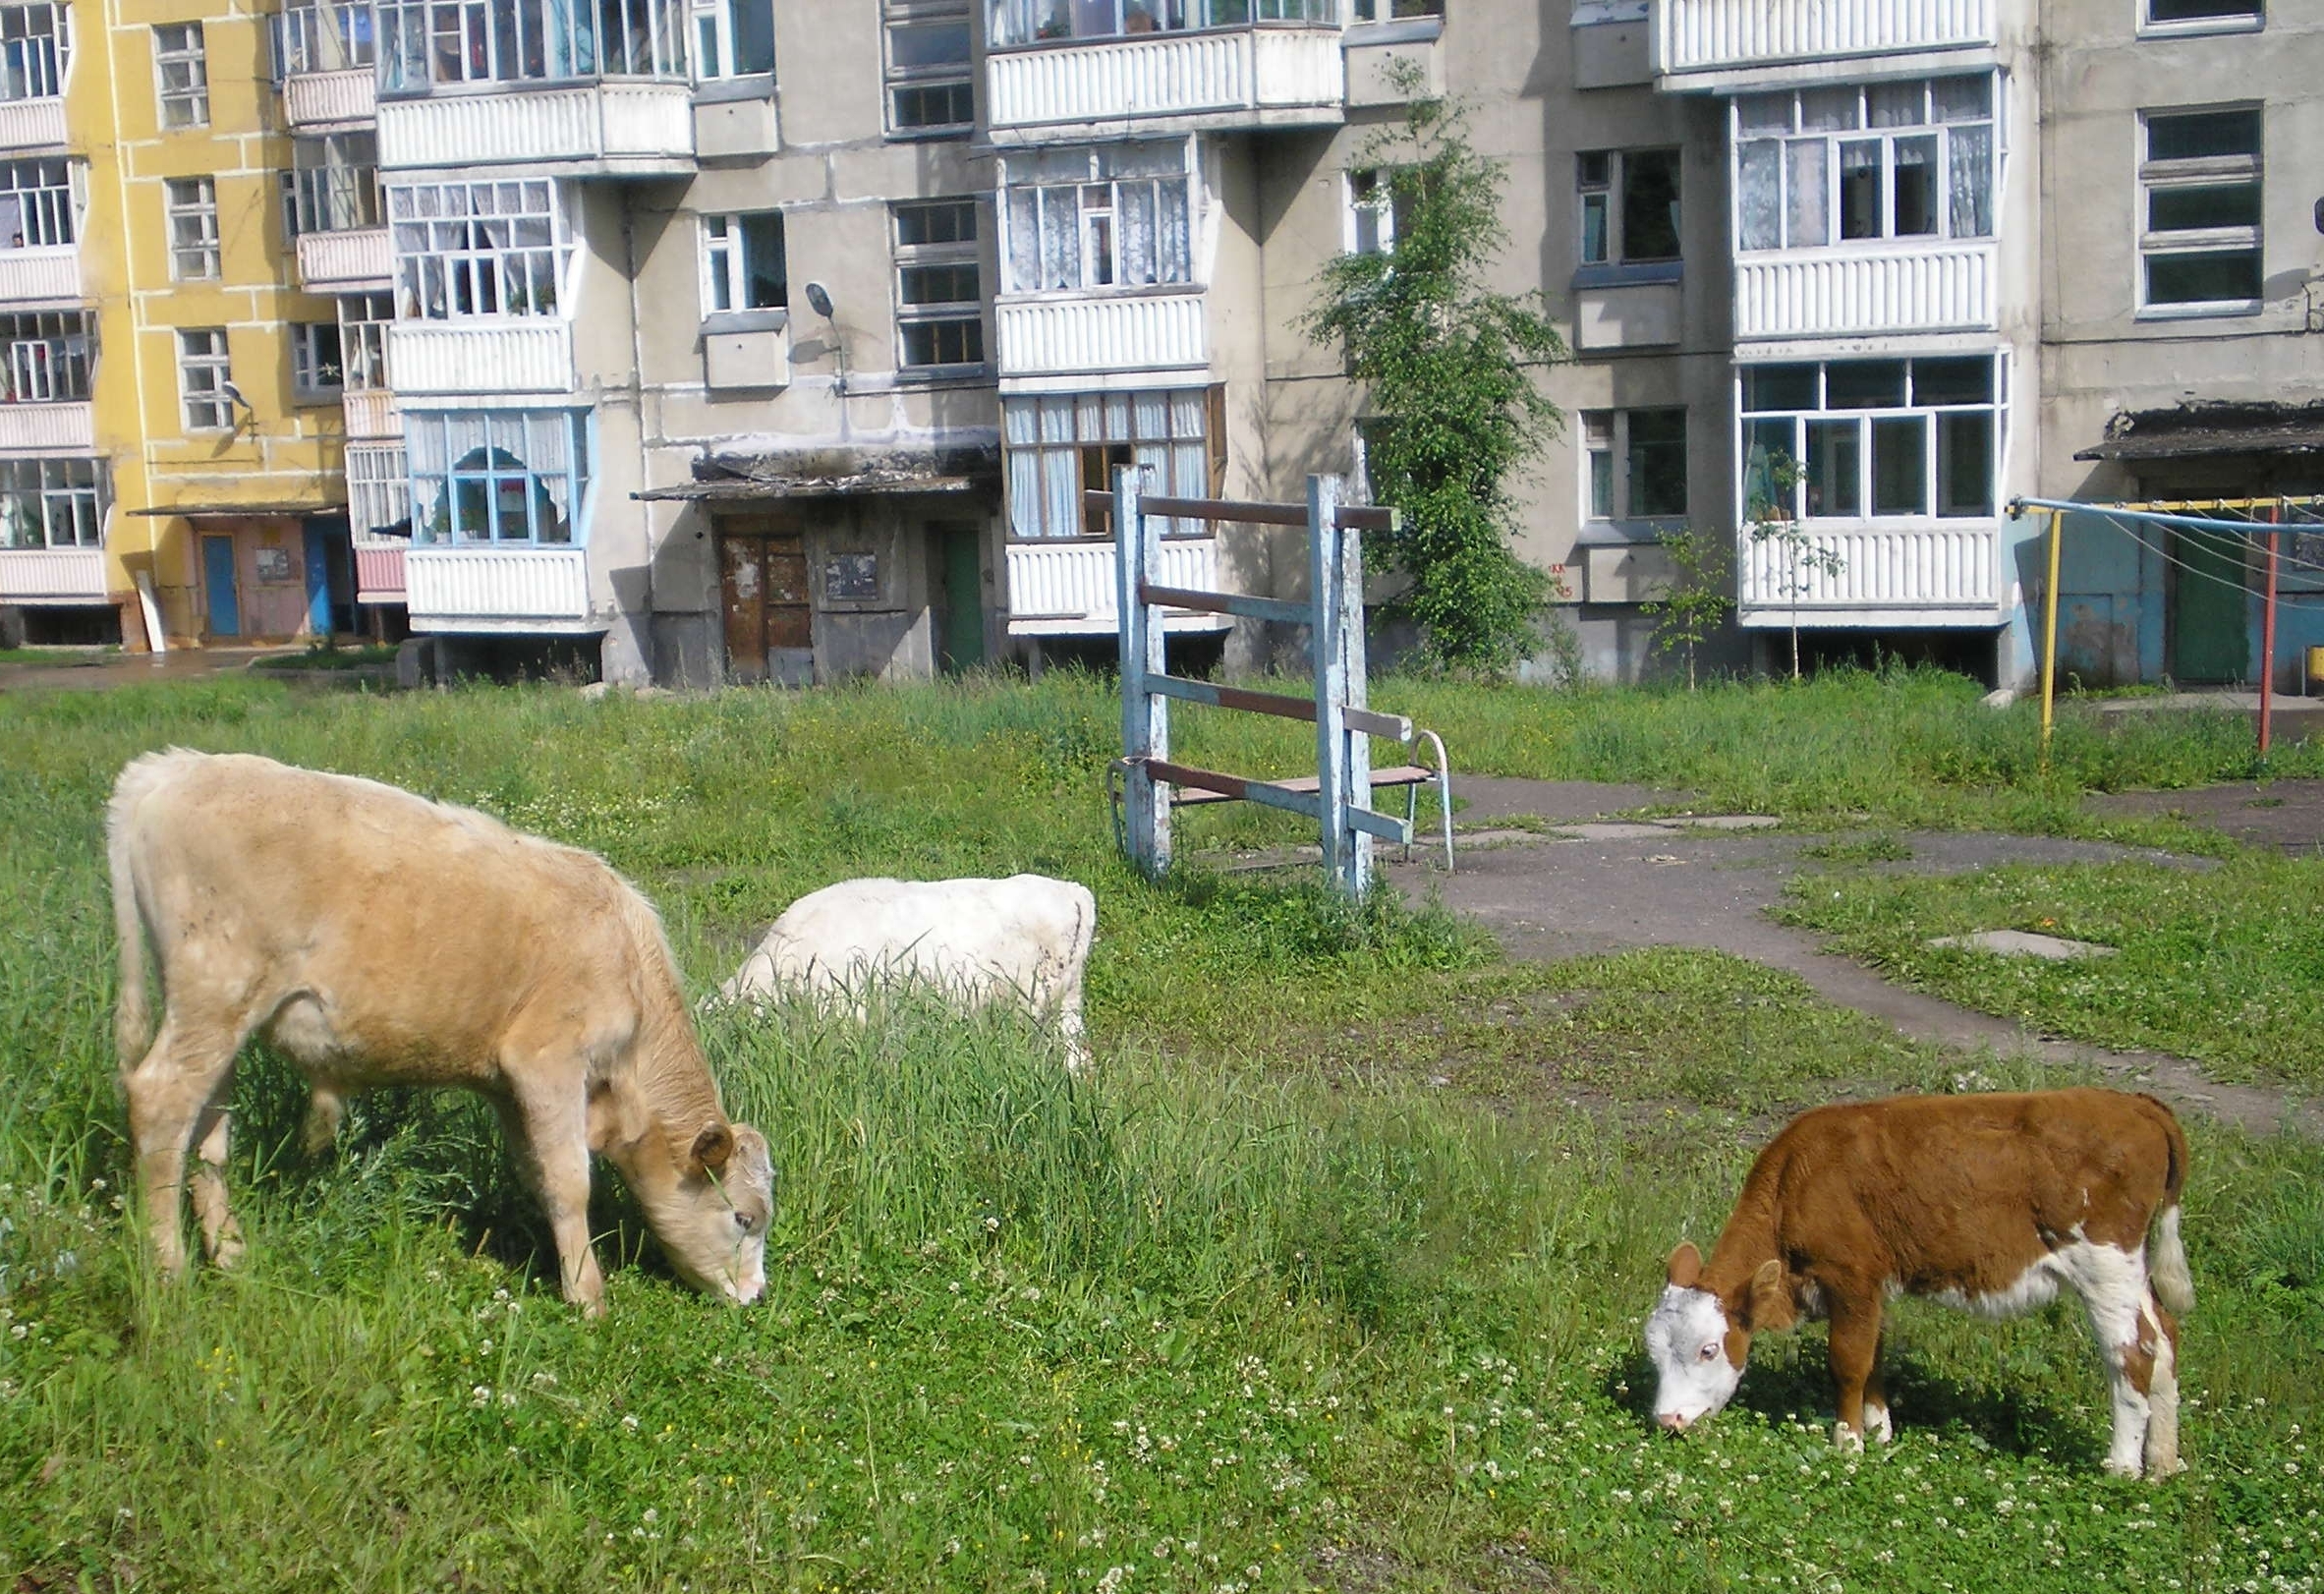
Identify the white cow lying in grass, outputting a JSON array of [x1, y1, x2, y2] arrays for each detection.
[[718, 875, 1097, 1071]]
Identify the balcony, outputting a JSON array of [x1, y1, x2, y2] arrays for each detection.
[[1654, 0, 1995, 83], [342, 388, 402, 441], [0, 98, 67, 153], [405, 545, 595, 632], [377, 83, 694, 176], [0, 246, 79, 306], [0, 545, 108, 604], [1737, 520, 1999, 624], [988, 27, 1344, 142], [346, 441, 409, 539], [285, 68, 377, 128], [1006, 537, 1233, 637], [296, 227, 392, 294], [1734, 242, 1996, 343], [997, 292, 1208, 384], [354, 542, 406, 603], [0, 400, 92, 451], [386, 321, 573, 396]]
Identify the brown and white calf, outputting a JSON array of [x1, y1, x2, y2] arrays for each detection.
[[108, 750, 775, 1315], [1644, 1088, 2191, 1480]]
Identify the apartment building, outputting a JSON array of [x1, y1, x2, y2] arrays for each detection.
[[2, 1, 2315, 686]]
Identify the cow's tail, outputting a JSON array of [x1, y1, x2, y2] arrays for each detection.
[[2143, 1094, 2194, 1317], [107, 750, 184, 1074]]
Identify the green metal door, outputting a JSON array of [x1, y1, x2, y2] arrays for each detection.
[[936, 523, 984, 673], [2169, 530, 2247, 684]]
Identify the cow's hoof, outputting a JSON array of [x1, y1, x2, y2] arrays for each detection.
[[1861, 1403, 1894, 1446], [2145, 1455, 2187, 1482], [1831, 1422, 1865, 1453], [2102, 1458, 2141, 1480]]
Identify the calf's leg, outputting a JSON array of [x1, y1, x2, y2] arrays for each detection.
[[189, 1103, 246, 1268], [1860, 1338, 1894, 1445], [123, 1014, 246, 1281], [496, 1086, 606, 1316], [2141, 1298, 2184, 1480], [2071, 1243, 2156, 1478], [1826, 1293, 1884, 1452]]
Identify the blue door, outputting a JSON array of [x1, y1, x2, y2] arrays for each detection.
[[202, 535, 241, 638]]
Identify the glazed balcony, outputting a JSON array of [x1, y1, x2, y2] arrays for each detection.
[[0, 399, 92, 450], [995, 290, 1208, 384], [0, 544, 106, 603], [1734, 241, 1997, 343], [296, 226, 392, 294], [1654, 0, 1994, 84], [377, 82, 694, 175], [0, 245, 79, 306], [1006, 537, 1231, 637], [988, 25, 1344, 142], [1737, 520, 1999, 624], [405, 545, 595, 632], [286, 69, 376, 127], [385, 321, 572, 396], [342, 388, 402, 441]]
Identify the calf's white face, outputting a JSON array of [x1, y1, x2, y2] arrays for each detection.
[[1645, 1281, 1744, 1431]]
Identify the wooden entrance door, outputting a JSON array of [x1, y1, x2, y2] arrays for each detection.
[[718, 516, 814, 685]]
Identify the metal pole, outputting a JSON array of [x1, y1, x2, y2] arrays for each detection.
[[1309, 474, 1353, 895], [2261, 499, 2280, 757], [2040, 508, 2064, 755], [1115, 465, 1169, 876], [1335, 481, 1373, 894]]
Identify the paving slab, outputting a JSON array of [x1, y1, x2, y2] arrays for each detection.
[[1927, 930, 2119, 960]]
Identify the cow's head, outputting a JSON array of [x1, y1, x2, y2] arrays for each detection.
[[1644, 1243, 1791, 1433], [651, 1121, 775, 1306]]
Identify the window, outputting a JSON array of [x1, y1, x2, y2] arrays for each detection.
[[408, 410, 591, 545], [0, 311, 90, 402], [291, 322, 344, 397], [0, 457, 103, 548], [1004, 388, 1218, 540], [153, 23, 206, 128], [377, 0, 686, 91], [338, 292, 392, 390], [274, 2, 374, 75], [347, 443, 409, 537], [0, 157, 72, 248], [1351, 0, 1443, 18], [178, 329, 234, 431], [1582, 409, 1687, 522], [1346, 169, 1415, 256], [893, 199, 984, 371], [885, 0, 972, 137], [1577, 148, 1680, 266], [1001, 142, 1193, 293], [990, 0, 1333, 46], [1740, 356, 2000, 521], [164, 177, 218, 281], [1734, 76, 1994, 252], [0, 6, 70, 102], [388, 180, 571, 320], [691, 0, 773, 77], [701, 211, 786, 313], [2139, 106, 2262, 314], [2145, 0, 2261, 27], [290, 133, 380, 235]]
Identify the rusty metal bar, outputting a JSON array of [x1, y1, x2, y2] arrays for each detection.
[[1083, 490, 1398, 532], [1139, 582, 1310, 627], [1142, 671, 1412, 741], [1141, 759, 1411, 843]]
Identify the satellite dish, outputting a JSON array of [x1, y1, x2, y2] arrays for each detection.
[[804, 281, 834, 318]]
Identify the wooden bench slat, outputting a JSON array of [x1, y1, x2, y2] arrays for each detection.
[[1164, 765, 1438, 805]]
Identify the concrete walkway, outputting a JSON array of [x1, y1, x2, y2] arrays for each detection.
[[1367, 779, 2323, 1138]]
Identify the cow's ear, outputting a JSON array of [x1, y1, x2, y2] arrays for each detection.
[[691, 1122, 736, 1174], [1742, 1258, 1793, 1332], [1666, 1242, 1702, 1289]]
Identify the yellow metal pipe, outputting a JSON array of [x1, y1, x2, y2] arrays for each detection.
[[2040, 508, 2064, 755]]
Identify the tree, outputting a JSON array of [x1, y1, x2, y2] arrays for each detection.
[[1642, 526, 1730, 690], [1743, 450, 1843, 680], [1301, 85, 1567, 677]]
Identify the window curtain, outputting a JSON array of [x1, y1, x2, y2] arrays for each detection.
[[1783, 139, 1826, 249], [1947, 124, 1992, 239], [1735, 141, 1778, 252]]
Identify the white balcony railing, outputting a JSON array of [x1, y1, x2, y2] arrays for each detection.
[[1006, 537, 1233, 637], [0, 97, 67, 153], [354, 543, 406, 601], [285, 67, 377, 127], [297, 227, 392, 293], [347, 442, 409, 538], [1738, 521, 1999, 617], [1734, 243, 1997, 342], [988, 27, 1343, 137], [378, 83, 694, 172], [0, 400, 92, 451], [405, 545, 594, 629], [0, 247, 79, 305], [996, 292, 1208, 380], [386, 321, 572, 395], [1656, 0, 1995, 76], [342, 388, 402, 440], [0, 545, 108, 602]]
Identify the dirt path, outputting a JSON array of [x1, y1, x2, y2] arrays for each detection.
[[1376, 780, 2324, 1138]]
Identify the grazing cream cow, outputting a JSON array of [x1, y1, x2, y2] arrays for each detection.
[[108, 749, 773, 1315], [1645, 1088, 2191, 1480], [719, 875, 1097, 1070]]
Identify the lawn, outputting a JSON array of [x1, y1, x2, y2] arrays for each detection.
[[2, 672, 2319, 1593]]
